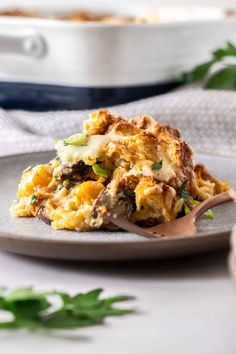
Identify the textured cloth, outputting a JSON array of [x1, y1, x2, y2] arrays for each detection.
[[0, 87, 236, 158]]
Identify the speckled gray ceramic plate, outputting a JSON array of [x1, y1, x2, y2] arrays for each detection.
[[0, 151, 235, 261]]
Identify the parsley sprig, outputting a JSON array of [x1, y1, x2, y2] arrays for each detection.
[[181, 42, 236, 89], [0, 287, 134, 332]]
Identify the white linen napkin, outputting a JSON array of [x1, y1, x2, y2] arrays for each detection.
[[0, 87, 236, 158]]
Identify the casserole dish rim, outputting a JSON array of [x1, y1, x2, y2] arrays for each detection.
[[0, 15, 236, 30]]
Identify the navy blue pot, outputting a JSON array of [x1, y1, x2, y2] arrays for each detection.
[[0, 81, 178, 111]]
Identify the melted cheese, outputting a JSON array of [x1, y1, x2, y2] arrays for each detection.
[[127, 157, 176, 182], [56, 133, 125, 165]]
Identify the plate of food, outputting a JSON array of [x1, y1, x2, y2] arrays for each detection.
[[0, 109, 235, 261]]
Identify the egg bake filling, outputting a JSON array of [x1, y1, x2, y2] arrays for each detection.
[[10, 109, 229, 232]]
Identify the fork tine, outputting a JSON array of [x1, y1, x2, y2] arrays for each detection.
[[105, 213, 161, 239]]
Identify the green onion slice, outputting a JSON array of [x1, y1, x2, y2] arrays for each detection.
[[192, 199, 201, 207], [63, 180, 72, 189], [184, 205, 191, 215], [30, 194, 37, 205], [63, 133, 87, 146], [173, 198, 184, 215], [203, 209, 214, 219], [92, 164, 109, 178]]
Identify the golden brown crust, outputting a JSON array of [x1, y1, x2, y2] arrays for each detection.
[[194, 164, 229, 195], [83, 109, 117, 136], [132, 176, 177, 223], [130, 115, 181, 140]]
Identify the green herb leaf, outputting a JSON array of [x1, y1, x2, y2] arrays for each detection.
[[192, 199, 201, 207], [0, 286, 135, 332], [63, 133, 87, 146], [30, 194, 37, 205], [179, 179, 188, 190], [152, 160, 163, 171], [173, 198, 184, 215], [92, 164, 109, 178], [181, 60, 215, 84], [205, 66, 236, 90], [177, 179, 189, 201], [123, 190, 135, 199], [212, 42, 236, 60], [63, 179, 72, 189], [188, 200, 214, 219], [180, 41, 236, 89], [5, 287, 51, 321], [184, 205, 191, 215], [203, 209, 214, 219]]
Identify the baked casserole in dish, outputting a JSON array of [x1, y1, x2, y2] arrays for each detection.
[[1, 4, 236, 110]]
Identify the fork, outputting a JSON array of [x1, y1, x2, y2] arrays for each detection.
[[105, 188, 236, 239]]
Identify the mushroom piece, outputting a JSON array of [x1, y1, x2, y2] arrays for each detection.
[[61, 160, 90, 177], [37, 205, 52, 225], [91, 189, 133, 230]]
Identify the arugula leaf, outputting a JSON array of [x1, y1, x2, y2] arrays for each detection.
[[152, 160, 163, 171], [0, 287, 134, 332], [180, 41, 236, 89]]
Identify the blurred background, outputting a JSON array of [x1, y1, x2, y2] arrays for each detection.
[[4, 0, 236, 6], [5, 0, 236, 7], [0, 6, 236, 354], [1, 0, 236, 111]]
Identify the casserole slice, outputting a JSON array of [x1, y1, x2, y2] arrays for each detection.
[[10, 109, 228, 231]]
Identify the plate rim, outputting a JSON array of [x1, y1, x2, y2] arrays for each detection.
[[0, 225, 231, 246]]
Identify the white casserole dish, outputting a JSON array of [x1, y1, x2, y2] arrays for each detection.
[[0, 1, 236, 110]]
